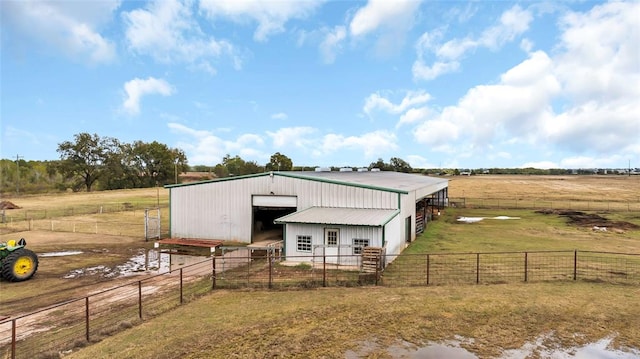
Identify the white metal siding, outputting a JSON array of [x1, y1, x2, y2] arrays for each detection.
[[284, 223, 383, 261], [170, 175, 398, 242]]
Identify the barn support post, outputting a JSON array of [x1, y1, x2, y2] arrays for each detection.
[[85, 297, 90, 342]]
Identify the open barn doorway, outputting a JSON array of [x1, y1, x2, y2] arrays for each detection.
[[252, 207, 296, 243], [251, 195, 297, 244]]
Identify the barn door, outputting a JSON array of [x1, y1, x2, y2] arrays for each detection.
[[324, 228, 340, 263]]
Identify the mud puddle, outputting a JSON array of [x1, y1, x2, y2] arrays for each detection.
[[63, 250, 171, 279], [39, 250, 83, 257], [347, 335, 640, 358], [457, 216, 521, 223]]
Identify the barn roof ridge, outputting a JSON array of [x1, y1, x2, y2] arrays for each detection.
[[165, 170, 447, 194]]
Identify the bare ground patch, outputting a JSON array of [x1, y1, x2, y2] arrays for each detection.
[[536, 209, 640, 231]]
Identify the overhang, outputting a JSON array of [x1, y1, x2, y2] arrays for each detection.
[[274, 207, 399, 227]]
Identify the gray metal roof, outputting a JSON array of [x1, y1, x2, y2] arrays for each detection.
[[166, 170, 448, 195], [275, 207, 399, 226], [280, 171, 448, 193]]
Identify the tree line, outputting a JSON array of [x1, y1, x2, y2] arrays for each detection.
[[0, 133, 299, 194], [2, 132, 629, 195]]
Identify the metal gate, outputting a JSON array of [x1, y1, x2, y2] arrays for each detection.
[[145, 208, 161, 241]]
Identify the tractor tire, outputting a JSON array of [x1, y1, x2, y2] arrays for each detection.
[[1, 248, 39, 282]]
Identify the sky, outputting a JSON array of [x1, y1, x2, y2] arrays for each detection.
[[1, 0, 639, 170]]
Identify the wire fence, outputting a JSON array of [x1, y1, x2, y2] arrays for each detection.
[[1, 250, 639, 358], [0, 205, 169, 238], [448, 197, 640, 211]]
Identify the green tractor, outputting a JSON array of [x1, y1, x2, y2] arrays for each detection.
[[0, 238, 39, 282]]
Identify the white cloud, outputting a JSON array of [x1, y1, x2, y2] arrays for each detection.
[[363, 90, 432, 117], [319, 26, 346, 64], [123, 77, 175, 115], [412, 1, 640, 162], [413, 50, 559, 151], [266, 127, 397, 161], [411, 60, 461, 81], [349, 0, 421, 37], [349, 0, 422, 56], [199, 0, 323, 42], [406, 155, 438, 169], [397, 107, 430, 128], [267, 127, 317, 148], [123, 0, 240, 72], [271, 113, 288, 120], [413, 5, 533, 81], [168, 123, 266, 166], [2, 0, 118, 64], [316, 130, 397, 159]]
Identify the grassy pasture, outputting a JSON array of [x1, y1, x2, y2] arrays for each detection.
[[65, 283, 640, 359], [447, 174, 640, 202], [1, 175, 639, 357]]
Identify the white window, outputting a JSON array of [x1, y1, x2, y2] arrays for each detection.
[[353, 239, 370, 254], [325, 228, 339, 246], [297, 235, 312, 252]]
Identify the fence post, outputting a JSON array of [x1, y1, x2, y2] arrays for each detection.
[[85, 297, 90, 342], [375, 255, 379, 286], [323, 253, 327, 287], [212, 256, 216, 290], [476, 253, 480, 284], [138, 281, 142, 319], [247, 251, 251, 287], [268, 250, 273, 289], [426, 254, 430, 286], [524, 252, 528, 282], [11, 319, 16, 359], [573, 250, 577, 281], [180, 268, 184, 304]]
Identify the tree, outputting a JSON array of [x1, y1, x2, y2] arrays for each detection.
[[266, 152, 293, 171], [390, 157, 412, 173], [130, 141, 187, 187], [57, 133, 119, 192], [369, 158, 389, 171], [368, 157, 412, 172]]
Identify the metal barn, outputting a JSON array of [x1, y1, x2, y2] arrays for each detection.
[[166, 170, 448, 265]]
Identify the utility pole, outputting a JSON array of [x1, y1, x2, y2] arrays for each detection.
[[15, 154, 23, 194]]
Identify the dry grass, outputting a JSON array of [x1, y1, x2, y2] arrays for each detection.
[[65, 283, 640, 359], [448, 175, 640, 202], [1, 177, 639, 358]]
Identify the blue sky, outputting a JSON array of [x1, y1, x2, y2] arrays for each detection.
[[1, 0, 638, 169]]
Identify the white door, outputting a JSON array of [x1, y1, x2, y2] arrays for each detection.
[[324, 228, 340, 264]]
